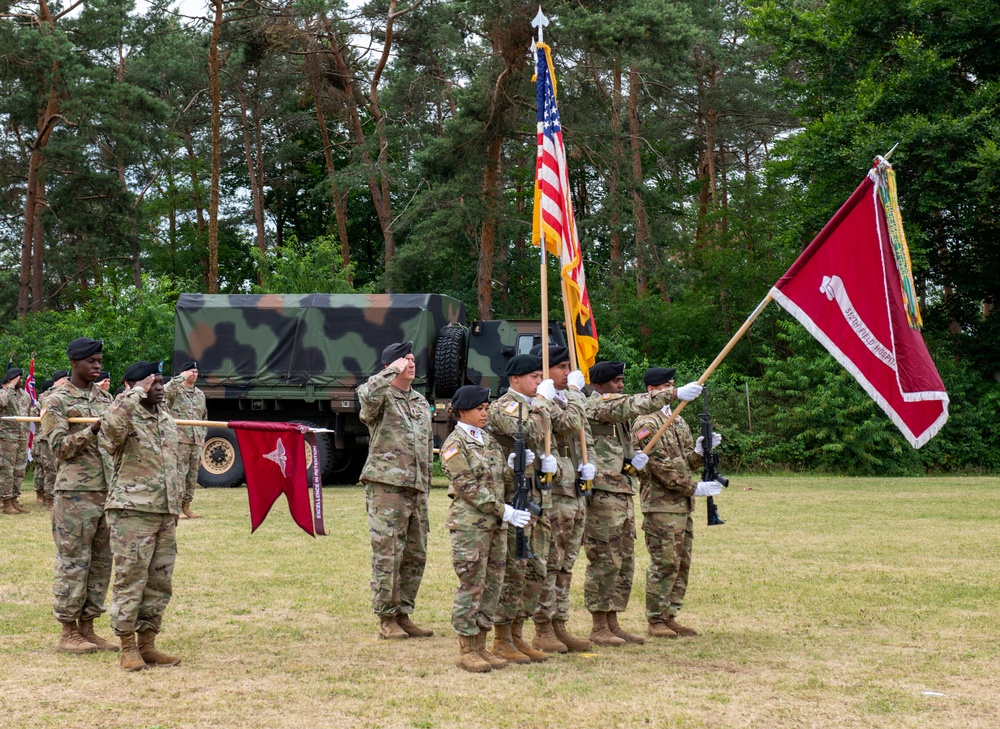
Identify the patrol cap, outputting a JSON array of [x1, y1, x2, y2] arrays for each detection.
[[381, 341, 413, 365], [2, 368, 23, 385], [51, 370, 69, 381], [506, 354, 542, 377], [96, 371, 111, 383], [529, 344, 570, 366], [123, 361, 162, 384], [178, 361, 198, 372], [450, 385, 490, 411], [590, 361, 626, 384], [66, 337, 103, 360], [643, 367, 677, 387]]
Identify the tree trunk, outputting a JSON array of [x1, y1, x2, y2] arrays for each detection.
[[312, 81, 352, 283], [478, 135, 503, 321], [235, 83, 267, 257], [30, 178, 46, 311], [628, 66, 655, 302], [608, 65, 624, 274], [207, 0, 224, 294], [181, 128, 206, 239]]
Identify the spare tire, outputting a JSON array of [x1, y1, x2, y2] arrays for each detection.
[[199, 427, 246, 488], [434, 324, 468, 399]]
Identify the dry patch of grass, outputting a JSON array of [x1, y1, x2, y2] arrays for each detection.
[[2, 476, 1000, 728]]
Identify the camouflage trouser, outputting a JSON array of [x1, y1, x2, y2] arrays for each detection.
[[535, 493, 587, 622], [643, 511, 694, 620], [450, 525, 507, 636], [583, 491, 636, 613], [177, 441, 201, 504], [493, 512, 550, 624], [364, 482, 428, 617], [14, 429, 28, 491], [106, 509, 177, 635], [0, 437, 23, 500], [32, 439, 56, 499], [52, 491, 113, 623]]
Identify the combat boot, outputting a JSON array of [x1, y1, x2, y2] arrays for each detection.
[[553, 619, 592, 652], [181, 503, 200, 519], [378, 615, 408, 640], [511, 618, 549, 662], [44, 496, 54, 511], [78, 619, 120, 652], [607, 611, 645, 645], [12, 498, 29, 514], [589, 612, 626, 647], [647, 619, 678, 639], [56, 621, 97, 653], [119, 633, 147, 671], [456, 634, 491, 673], [475, 631, 507, 670], [137, 630, 181, 666], [531, 619, 568, 654], [664, 616, 698, 637], [2, 499, 22, 516], [35, 491, 44, 503], [491, 623, 531, 665], [396, 614, 434, 638]]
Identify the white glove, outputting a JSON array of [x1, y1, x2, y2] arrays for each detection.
[[712, 432, 722, 448], [540, 454, 557, 474], [536, 379, 556, 401], [676, 382, 703, 401], [630, 452, 649, 471], [524, 449, 535, 466], [506, 452, 519, 469], [694, 480, 723, 497], [567, 370, 586, 391], [577, 462, 595, 481], [503, 504, 532, 527], [694, 436, 704, 455]]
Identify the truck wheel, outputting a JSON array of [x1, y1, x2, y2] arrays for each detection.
[[291, 420, 334, 483], [199, 427, 246, 488], [434, 324, 468, 399], [326, 448, 365, 485]]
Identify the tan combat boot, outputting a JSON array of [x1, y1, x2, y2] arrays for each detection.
[[35, 491, 44, 503], [57, 621, 97, 653], [12, 498, 29, 514], [396, 614, 434, 638], [664, 616, 698, 637], [647, 618, 678, 639], [589, 612, 626, 647], [491, 623, 531, 664], [607, 611, 645, 645], [511, 618, 550, 662], [137, 630, 181, 666], [2, 499, 22, 516], [44, 496, 54, 511], [119, 633, 147, 671], [181, 503, 200, 519], [78, 619, 120, 652], [553, 619, 592, 652], [456, 634, 491, 673], [378, 615, 408, 640], [531, 620, 568, 654], [475, 631, 507, 670]]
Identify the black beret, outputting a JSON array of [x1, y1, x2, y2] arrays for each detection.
[[381, 341, 413, 366], [2, 368, 23, 385], [50, 370, 69, 381], [96, 371, 111, 382], [590, 361, 626, 384], [38, 379, 54, 394], [506, 354, 542, 377], [450, 385, 490, 411], [643, 367, 677, 387], [529, 344, 570, 366], [178, 361, 198, 372], [123, 361, 162, 383], [66, 337, 103, 360]]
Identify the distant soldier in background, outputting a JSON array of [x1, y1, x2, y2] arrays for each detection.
[[164, 361, 207, 519], [31, 378, 55, 509], [0, 367, 28, 515], [358, 341, 435, 641], [13, 369, 31, 510], [95, 371, 111, 393]]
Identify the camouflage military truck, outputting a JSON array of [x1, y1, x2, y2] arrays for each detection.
[[172, 293, 564, 487]]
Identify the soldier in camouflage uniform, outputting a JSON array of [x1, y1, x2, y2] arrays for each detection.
[[486, 353, 557, 663], [31, 379, 55, 508], [440, 385, 531, 672], [164, 360, 207, 519], [582, 361, 703, 646], [631, 366, 722, 639], [0, 368, 29, 515], [359, 341, 435, 640], [102, 361, 183, 671], [40, 339, 118, 654]]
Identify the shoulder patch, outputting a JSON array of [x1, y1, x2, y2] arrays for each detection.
[[442, 445, 459, 461], [504, 401, 519, 415], [637, 427, 652, 440], [602, 393, 613, 400]]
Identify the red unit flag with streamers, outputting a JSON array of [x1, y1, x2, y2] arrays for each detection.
[[769, 163, 948, 448], [26, 358, 37, 457], [231, 421, 326, 536]]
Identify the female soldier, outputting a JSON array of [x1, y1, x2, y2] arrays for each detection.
[[439, 385, 532, 673]]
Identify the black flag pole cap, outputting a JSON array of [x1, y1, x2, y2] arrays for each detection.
[[123, 361, 162, 383], [1, 368, 23, 385], [643, 367, 677, 387], [178, 361, 198, 372], [529, 344, 570, 366], [381, 341, 413, 366], [450, 385, 491, 411], [505, 354, 543, 377], [51, 370, 69, 381], [66, 337, 103, 360], [96, 371, 111, 383], [589, 361, 626, 384]]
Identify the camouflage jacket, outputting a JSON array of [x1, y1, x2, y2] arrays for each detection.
[[358, 365, 433, 492], [584, 387, 677, 495], [0, 385, 23, 440], [163, 375, 207, 444], [544, 390, 592, 498], [487, 389, 553, 510], [631, 407, 702, 514], [101, 389, 181, 515], [440, 426, 512, 531], [41, 381, 114, 492]]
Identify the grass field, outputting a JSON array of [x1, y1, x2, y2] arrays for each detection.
[[2, 475, 1000, 728]]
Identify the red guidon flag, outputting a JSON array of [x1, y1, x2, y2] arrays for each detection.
[[769, 165, 948, 448], [231, 421, 326, 536]]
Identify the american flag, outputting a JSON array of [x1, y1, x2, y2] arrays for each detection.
[[532, 42, 598, 376]]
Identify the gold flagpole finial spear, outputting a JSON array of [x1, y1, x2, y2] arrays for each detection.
[[883, 142, 899, 161]]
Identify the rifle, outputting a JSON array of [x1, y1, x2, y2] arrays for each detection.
[[512, 403, 542, 559], [699, 387, 729, 526]]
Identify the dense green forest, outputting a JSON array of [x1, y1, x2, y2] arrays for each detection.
[[0, 0, 997, 473]]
